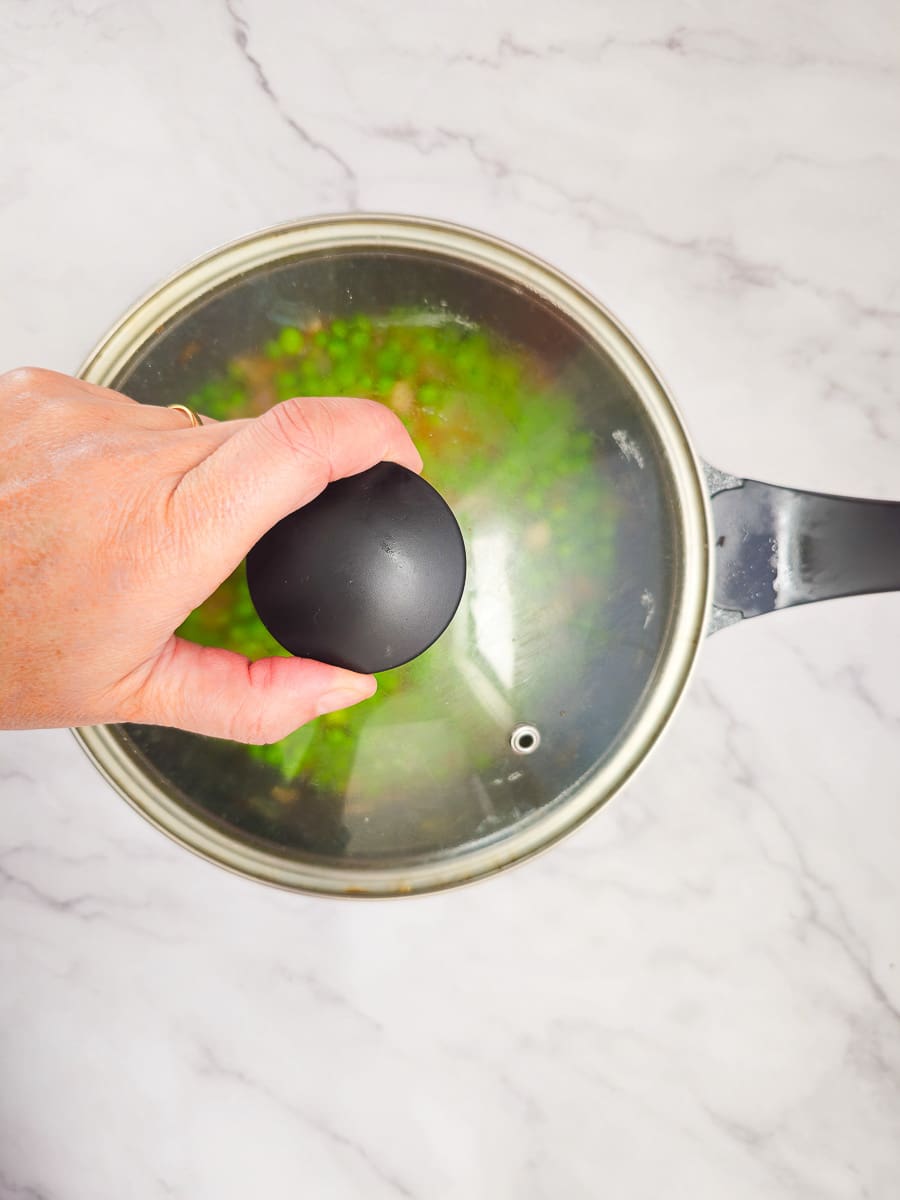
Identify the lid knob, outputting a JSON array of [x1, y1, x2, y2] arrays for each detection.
[[246, 462, 467, 673]]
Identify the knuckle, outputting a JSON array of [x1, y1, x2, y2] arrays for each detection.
[[0, 367, 94, 434], [107, 653, 163, 726], [227, 659, 286, 745], [264, 397, 332, 463], [0, 366, 54, 402]]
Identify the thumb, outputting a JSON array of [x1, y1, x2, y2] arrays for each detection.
[[122, 637, 376, 743]]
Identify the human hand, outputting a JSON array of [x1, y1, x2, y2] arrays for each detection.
[[0, 368, 422, 742]]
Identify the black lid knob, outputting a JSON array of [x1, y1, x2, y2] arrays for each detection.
[[246, 462, 467, 673]]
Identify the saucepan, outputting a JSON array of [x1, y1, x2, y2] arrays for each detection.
[[73, 216, 900, 896]]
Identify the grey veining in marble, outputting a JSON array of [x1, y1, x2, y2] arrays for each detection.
[[1, 1, 899, 1197]]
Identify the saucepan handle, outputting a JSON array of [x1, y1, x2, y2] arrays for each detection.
[[705, 464, 900, 632]]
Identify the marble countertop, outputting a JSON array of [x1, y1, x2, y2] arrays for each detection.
[[2, 2, 899, 1196]]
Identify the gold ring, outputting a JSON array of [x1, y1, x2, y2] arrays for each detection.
[[167, 403, 201, 428]]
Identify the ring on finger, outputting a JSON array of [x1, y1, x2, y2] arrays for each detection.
[[167, 403, 202, 428]]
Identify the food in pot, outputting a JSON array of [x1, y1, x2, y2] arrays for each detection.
[[172, 311, 615, 827]]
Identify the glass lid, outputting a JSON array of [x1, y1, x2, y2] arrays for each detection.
[[77, 217, 709, 894]]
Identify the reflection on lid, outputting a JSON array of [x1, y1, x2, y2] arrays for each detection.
[[470, 526, 516, 692]]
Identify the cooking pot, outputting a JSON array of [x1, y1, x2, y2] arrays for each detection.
[[73, 216, 900, 896]]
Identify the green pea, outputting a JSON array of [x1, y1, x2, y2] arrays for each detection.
[[276, 372, 302, 401], [278, 327, 303, 355], [335, 362, 356, 390], [376, 346, 401, 373]]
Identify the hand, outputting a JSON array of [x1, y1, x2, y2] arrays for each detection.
[[0, 368, 422, 742]]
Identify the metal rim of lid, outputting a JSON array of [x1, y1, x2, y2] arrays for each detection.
[[72, 213, 713, 898]]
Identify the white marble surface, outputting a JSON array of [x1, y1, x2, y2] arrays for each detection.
[[1, 1, 899, 1196]]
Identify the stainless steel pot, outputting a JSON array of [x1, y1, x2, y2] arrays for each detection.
[[73, 216, 900, 896]]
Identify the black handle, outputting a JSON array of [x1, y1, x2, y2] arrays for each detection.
[[708, 468, 900, 624]]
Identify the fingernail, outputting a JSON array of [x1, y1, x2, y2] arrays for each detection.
[[315, 682, 376, 717]]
